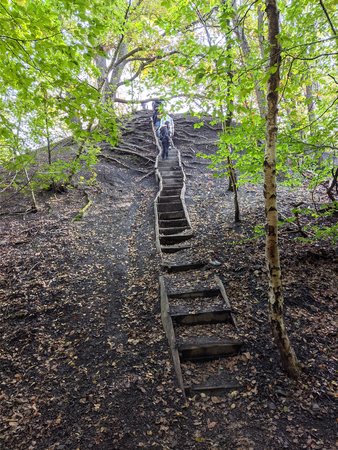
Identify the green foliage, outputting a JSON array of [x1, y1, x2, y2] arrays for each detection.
[[145, 0, 337, 203], [0, 0, 337, 211], [0, 0, 121, 194], [306, 223, 338, 243], [278, 202, 338, 243]]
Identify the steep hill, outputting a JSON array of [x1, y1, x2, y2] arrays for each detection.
[[0, 112, 336, 449]]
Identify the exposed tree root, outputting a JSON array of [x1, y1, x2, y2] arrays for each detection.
[[101, 144, 155, 163], [176, 129, 214, 140], [0, 208, 37, 217], [137, 170, 155, 182], [174, 136, 218, 145], [100, 154, 149, 173], [204, 122, 222, 131], [117, 142, 153, 155], [128, 135, 153, 146]]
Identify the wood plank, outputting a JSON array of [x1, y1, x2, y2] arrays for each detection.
[[159, 226, 190, 235], [162, 183, 184, 190], [160, 188, 182, 195], [158, 195, 181, 204], [157, 202, 183, 213], [160, 232, 193, 245], [157, 163, 179, 168], [159, 219, 189, 228], [178, 338, 243, 361], [158, 211, 186, 220], [159, 276, 185, 392], [161, 243, 191, 253], [168, 287, 220, 300], [184, 382, 241, 396], [161, 261, 207, 272], [169, 307, 233, 325], [214, 275, 237, 329]]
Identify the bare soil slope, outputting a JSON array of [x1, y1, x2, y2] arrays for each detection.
[[0, 111, 336, 449]]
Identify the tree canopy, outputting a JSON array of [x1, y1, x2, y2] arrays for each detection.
[[0, 0, 337, 380], [1, 0, 336, 194]]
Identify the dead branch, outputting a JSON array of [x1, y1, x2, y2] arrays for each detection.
[[0, 171, 18, 192]]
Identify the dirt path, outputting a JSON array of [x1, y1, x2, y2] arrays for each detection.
[[0, 112, 336, 449]]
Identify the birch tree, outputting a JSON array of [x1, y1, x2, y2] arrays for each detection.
[[264, 0, 300, 378]]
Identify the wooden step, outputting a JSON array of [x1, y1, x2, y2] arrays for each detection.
[[159, 170, 182, 177], [161, 178, 183, 183], [157, 162, 179, 167], [157, 202, 183, 213], [178, 337, 243, 361], [161, 179, 183, 184], [159, 218, 188, 228], [168, 287, 220, 300], [161, 261, 206, 272], [160, 232, 193, 245], [159, 226, 190, 235], [169, 306, 233, 325], [161, 176, 183, 181], [161, 188, 182, 196], [161, 243, 191, 253], [184, 382, 240, 396], [158, 211, 186, 220], [161, 184, 184, 189], [158, 167, 180, 172], [158, 195, 181, 204], [160, 166, 179, 170]]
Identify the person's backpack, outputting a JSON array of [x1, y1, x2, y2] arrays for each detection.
[[159, 125, 170, 141], [160, 116, 174, 137]]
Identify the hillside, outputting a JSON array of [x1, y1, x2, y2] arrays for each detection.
[[0, 112, 336, 450]]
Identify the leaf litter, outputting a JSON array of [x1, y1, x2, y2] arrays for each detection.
[[0, 111, 336, 449]]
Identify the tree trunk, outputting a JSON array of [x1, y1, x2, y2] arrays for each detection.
[[24, 167, 38, 211], [94, 49, 109, 95], [227, 155, 240, 222], [257, 5, 266, 60], [305, 82, 316, 131], [264, 0, 300, 378], [222, 16, 241, 221], [109, 42, 128, 101], [45, 114, 56, 192], [233, 1, 266, 119]]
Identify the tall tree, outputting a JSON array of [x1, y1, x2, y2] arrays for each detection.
[[264, 0, 300, 378]]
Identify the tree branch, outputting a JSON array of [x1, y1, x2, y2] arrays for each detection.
[[294, 96, 338, 132], [114, 46, 145, 67], [284, 52, 338, 61], [0, 31, 63, 42], [115, 51, 178, 88], [319, 0, 336, 35]]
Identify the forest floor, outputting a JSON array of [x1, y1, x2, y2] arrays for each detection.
[[0, 111, 337, 450]]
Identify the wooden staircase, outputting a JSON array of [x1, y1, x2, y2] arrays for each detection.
[[153, 121, 244, 397]]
